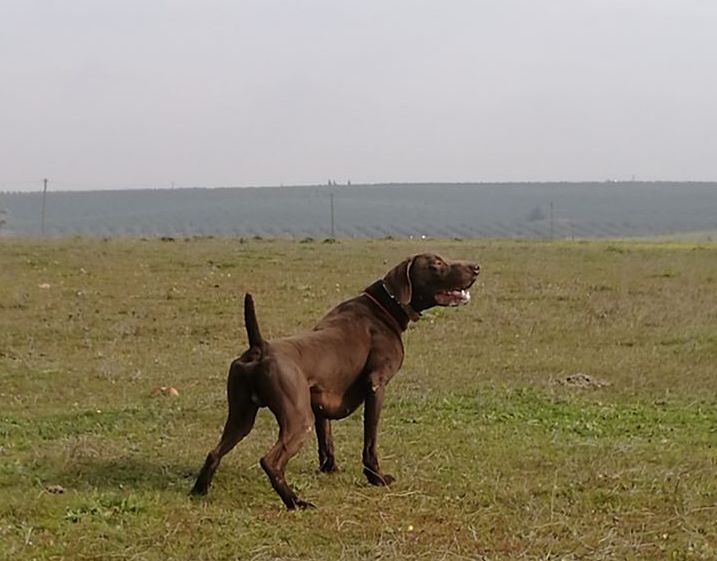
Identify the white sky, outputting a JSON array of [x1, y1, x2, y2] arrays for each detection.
[[1, 0, 716, 191]]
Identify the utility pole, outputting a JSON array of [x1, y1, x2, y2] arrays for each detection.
[[41, 178, 48, 236], [329, 192, 335, 238], [549, 201, 554, 241]]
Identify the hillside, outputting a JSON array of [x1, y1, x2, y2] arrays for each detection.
[[1, 182, 716, 238]]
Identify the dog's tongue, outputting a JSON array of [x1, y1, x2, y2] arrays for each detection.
[[435, 289, 471, 306]]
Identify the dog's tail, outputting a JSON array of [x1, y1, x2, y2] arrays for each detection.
[[244, 293, 265, 353]]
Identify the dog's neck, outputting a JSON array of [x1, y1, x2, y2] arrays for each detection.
[[363, 280, 416, 332]]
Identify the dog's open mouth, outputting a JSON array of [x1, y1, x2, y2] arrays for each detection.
[[434, 289, 471, 306]]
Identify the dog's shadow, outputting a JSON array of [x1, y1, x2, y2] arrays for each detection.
[[47, 457, 198, 493]]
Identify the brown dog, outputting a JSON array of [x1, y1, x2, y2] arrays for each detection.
[[191, 253, 479, 508]]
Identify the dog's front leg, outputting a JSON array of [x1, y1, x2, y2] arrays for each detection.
[[315, 415, 338, 473], [362, 378, 395, 486]]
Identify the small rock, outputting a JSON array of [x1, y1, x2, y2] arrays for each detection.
[[560, 373, 610, 389], [46, 484, 65, 494]]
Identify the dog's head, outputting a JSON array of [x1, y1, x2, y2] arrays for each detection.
[[383, 253, 480, 319]]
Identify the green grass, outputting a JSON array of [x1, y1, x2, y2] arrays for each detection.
[[1, 237, 716, 560]]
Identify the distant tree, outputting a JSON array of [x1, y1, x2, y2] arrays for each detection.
[[0, 208, 7, 231], [526, 206, 546, 222]]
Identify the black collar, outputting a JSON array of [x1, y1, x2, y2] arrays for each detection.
[[363, 280, 410, 333]]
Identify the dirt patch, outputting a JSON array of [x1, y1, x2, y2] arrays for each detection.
[[151, 386, 180, 397]]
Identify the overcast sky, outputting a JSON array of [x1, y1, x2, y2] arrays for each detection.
[[1, 1, 716, 191]]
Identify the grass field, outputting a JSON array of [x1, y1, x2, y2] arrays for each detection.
[[1, 237, 716, 560]]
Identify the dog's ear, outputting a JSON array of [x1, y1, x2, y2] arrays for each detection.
[[383, 256, 415, 305]]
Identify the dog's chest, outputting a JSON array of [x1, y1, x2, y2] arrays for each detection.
[[309, 386, 365, 419]]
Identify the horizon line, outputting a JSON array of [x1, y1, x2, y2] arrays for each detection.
[[3, 178, 717, 195]]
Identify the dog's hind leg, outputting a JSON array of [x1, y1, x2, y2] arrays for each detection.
[[191, 361, 258, 496], [259, 366, 316, 509], [260, 417, 315, 509]]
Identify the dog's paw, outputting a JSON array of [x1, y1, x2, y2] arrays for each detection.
[[189, 481, 209, 496], [286, 497, 316, 510], [319, 458, 339, 473], [382, 473, 396, 485], [364, 468, 395, 486]]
